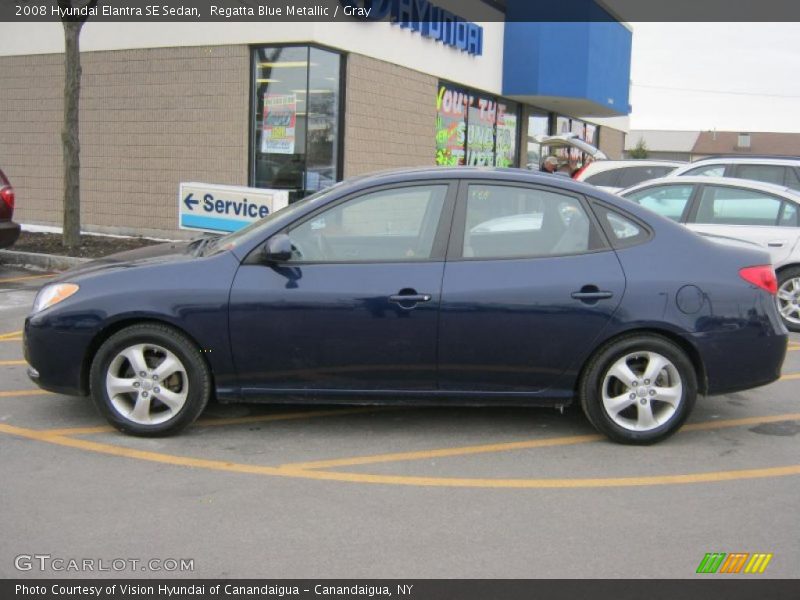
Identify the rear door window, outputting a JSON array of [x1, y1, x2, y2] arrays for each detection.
[[461, 184, 605, 258], [734, 164, 787, 186], [694, 185, 783, 226]]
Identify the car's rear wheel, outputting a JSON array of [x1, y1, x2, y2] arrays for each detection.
[[579, 335, 697, 444], [777, 267, 800, 332], [89, 323, 210, 436]]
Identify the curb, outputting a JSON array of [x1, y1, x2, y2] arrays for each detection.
[[0, 250, 90, 272]]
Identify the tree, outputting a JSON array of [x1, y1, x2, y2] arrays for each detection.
[[59, 0, 97, 250], [629, 136, 649, 159]]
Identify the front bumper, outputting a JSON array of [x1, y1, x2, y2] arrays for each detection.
[[24, 315, 95, 397]]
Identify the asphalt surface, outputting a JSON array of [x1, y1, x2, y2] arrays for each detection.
[[0, 264, 798, 579]]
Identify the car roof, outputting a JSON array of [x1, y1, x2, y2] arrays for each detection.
[[678, 156, 800, 168], [621, 175, 799, 199]]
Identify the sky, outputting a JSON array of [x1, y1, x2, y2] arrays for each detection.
[[628, 22, 800, 132]]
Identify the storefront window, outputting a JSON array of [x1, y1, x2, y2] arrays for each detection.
[[436, 82, 518, 168], [526, 110, 550, 169], [251, 46, 342, 202]]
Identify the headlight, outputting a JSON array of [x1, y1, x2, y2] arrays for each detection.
[[32, 283, 80, 313]]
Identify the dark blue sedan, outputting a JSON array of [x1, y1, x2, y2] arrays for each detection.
[[24, 168, 788, 443]]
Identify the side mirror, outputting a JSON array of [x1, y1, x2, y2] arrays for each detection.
[[262, 233, 293, 263]]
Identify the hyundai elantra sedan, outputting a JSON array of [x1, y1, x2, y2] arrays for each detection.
[[24, 168, 787, 444]]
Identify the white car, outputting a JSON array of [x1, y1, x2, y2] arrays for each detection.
[[573, 159, 685, 193], [670, 156, 800, 191], [620, 176, 800, 331]]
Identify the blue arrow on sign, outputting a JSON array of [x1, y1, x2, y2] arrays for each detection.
[[184, 193, 199, 211]]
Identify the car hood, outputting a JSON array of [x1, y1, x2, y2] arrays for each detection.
[[57, 240, 195, 280]]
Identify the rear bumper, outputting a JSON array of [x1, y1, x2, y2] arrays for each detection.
[[694, 329, 788, 396], [0, 220, 20, 249]]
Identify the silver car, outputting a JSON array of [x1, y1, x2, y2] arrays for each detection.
[[620, 176, 800, 331]]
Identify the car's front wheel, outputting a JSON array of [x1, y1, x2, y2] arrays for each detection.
[[579, 335, 697, 444], [89, 323, 211, 436]]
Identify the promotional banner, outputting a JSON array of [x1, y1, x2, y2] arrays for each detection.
[[261, 94, 298, 155]]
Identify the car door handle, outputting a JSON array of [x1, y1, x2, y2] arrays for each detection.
[[571, 286, 614, 303], [768, 240, 787, 247], [389, 291, 432, 309]]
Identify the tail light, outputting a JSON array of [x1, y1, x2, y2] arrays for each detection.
[[572, 163, 590, 180], [739, 265, 777, 295], [0, 185, 14, 211]]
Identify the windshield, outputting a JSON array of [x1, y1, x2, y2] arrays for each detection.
[[203, 186, 340, 256]]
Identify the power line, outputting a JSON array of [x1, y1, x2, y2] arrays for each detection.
[[632, 83, 800, 99]]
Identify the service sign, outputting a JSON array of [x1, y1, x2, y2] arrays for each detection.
[[178, 182, 290, 234]]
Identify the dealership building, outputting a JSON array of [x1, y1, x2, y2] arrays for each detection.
[[0, 1, 632, 238]]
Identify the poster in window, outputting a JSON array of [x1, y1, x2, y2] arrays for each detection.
[[261, 93, 297, 154], [435, 84, 467, 166], [495, 102, 517, 168], [467, 94, 496, 166]]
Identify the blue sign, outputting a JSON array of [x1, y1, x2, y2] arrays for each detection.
[[340, 0, 483, 56]]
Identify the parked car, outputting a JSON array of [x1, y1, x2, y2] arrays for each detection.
[[620, 176, 800, 332], [0, 168, 20, 249], [573, 160, 685, 193], [25, 168, 787, 444], [670, 156, 800, 191]]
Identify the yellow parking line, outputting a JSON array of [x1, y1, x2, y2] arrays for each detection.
[[0, 360, 26, 366], [0, 330, 22, 340], [281, 412, 800, 471], [0, 421, 799, 489], [0, 273, 54, 283], [0, 389, 52, 398], [0, 338, 22, 343], [42, 406, 389, 436], [780, 373, 800, 381]]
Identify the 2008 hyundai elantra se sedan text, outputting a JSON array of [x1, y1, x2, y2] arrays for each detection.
[[24, 168, 788, 444]]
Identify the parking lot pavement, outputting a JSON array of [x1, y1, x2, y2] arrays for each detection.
[[0, 263, 798, 579]]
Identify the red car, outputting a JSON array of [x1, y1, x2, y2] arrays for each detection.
[[0, 168, 20, 249]]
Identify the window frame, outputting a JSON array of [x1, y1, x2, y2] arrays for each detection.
[[265, 180, 458, 265], [248, 43, 346, 199], [446, 179, 611, 261]]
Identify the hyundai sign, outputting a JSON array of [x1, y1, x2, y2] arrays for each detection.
[[340, 0, 483, 56]]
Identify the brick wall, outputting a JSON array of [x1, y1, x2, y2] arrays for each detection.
[[598, 126, 626, 160], [343, 54, 437, 178], [0, 45, 249, 238]]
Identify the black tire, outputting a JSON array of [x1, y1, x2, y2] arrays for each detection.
[[579, 334, 697, 445], [776, 266, 800, 333], [89, 323, 211, 436]]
